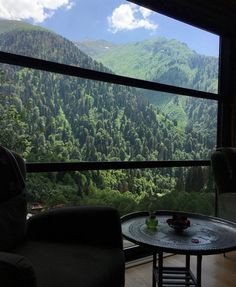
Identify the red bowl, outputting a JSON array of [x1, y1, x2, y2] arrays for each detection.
[[167, 217, 190, 232]]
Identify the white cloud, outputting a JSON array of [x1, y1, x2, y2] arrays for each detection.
[[108, 3, 157, 33], [140, 7, 152, 19], [0, 0, 74, 23], [65, 1, 75, 10]]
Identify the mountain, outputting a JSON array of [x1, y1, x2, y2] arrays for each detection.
[[76, 37, 218, 95], [0, 20, 190, 163], [76, 37, 218, 150], [0, 20, 104, 72]]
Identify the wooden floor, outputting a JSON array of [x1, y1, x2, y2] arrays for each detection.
[[125, 251, 236, 287]]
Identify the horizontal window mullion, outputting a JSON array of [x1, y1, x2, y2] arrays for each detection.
[[26, 160, 210, 173], [0, 51, 218, 100]]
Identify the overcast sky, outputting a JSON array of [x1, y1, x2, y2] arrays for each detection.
[[0, 0, 219, 56]]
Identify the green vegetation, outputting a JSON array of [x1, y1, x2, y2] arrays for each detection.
[[0, 21, 217, 216], [78, 37, 218, 151], [78, 37, 218, 94]]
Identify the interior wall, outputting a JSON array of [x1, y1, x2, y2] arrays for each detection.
[[230, 39, 236, 146], [219, 37, 236, 147]]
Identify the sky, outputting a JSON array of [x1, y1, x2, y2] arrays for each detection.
[[0, 0, 219, 57]]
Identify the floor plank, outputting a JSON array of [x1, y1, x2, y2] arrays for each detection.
[[125, 251, 236, 287]]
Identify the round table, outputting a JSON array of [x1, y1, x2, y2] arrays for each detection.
[[121, 211, 236, 287]]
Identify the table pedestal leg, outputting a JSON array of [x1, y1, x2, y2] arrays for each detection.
[[185, 254, 190, 285], [158, 252, 163, 287], [152, 252, 157, 287], [196, 255, 202, 287], [152, 251, 163, 287]]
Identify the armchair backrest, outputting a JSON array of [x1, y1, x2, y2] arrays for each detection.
[[211, 147, 236, 194], [0, 146, 27, 251], [0, 145, 26, 202], [27, 206, 123, 249]]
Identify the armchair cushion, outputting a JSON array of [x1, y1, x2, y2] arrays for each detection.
[[15, 241, 124, 287]]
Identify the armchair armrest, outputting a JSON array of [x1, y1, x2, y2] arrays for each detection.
[[218, 193, 236, 222], [211, 148, 236, 194], [27, 206, 123, 249], [0, 252, 36, 287]]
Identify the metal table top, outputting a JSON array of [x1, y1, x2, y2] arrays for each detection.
[[121, 211, 236, 255]]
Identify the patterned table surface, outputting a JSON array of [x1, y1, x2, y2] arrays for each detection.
[[121, 211, 236, 255]]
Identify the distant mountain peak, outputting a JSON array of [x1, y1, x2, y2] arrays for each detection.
[[75, 39, 120, 57]]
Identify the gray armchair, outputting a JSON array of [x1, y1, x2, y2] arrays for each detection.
[[211, 147, 236, 222], [0, 146, 125, 287]]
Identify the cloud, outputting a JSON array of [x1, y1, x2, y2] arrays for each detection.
[[140, 7, 152, 19], [108, 3, 157, 33], [0, 0, 74, 23]]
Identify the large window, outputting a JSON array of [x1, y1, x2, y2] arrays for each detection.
[[0, 0, 220, 222]]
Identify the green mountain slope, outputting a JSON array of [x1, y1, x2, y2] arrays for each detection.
[[77, 37, 218, 94], [77, 37, 218, 147]]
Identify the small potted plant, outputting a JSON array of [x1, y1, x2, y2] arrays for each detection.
[[146, 210, 158, 230]]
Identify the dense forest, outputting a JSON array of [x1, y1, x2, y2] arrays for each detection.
[[77, 38, 218, 153], [0, 20, 216, 215]]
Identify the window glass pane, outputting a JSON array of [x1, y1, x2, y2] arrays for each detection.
[[0, 0, 219, 94], [26, 167, 215, 217], [0, 65, 217, 162]]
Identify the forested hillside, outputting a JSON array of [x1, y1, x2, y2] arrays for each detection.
[[77, 38, 218, 158], [0, 20, 215, 214]]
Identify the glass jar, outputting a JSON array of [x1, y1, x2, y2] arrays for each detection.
[[146, 212, 158, 230]]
